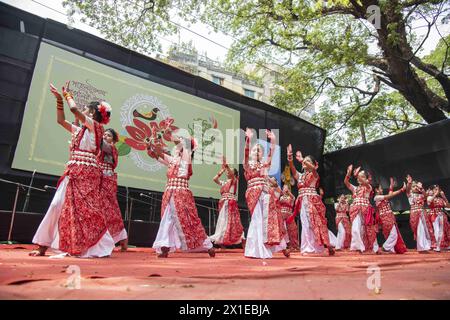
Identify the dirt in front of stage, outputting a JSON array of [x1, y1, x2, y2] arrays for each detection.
[[0, 244, 449, 300]]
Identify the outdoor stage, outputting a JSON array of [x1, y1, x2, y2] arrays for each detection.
[[0, 244, 449, 300]]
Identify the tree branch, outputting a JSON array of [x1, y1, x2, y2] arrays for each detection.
[[329, 75, 381, 134], [400, 0, 440, 9]]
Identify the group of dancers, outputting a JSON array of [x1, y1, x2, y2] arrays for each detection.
[[29, 83, 450, 259]]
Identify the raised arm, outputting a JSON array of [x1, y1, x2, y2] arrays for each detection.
[[50, 84, 72, 132], [213, 166, 226, 186], [303, 157, 319, 173], [287, 144, 299, 180], [265, 129, 276, 167], [344, 164, 355, 192], [243, 128, 252, 172], [61, 81, 94, 131], [222, 155, 234, 178], [383, 183, 407, 200]]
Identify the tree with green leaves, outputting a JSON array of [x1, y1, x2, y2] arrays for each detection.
[[63, 0, 449, 151]]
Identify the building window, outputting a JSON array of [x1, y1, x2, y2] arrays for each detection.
[[212, 75, 224, 85], [244, 89, 255, 98]]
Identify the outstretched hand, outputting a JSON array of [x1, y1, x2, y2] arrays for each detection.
[[346, 164, 353, 177], [49, 83, 62, 100], [295, 150, 303, 163], [61, 80, 72, 97], [390, 177, 396, 190], [266, 129, 275, 142], [287, 144, 292, 155], [222, 155, 228, 169]]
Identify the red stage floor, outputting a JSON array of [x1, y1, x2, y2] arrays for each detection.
[[0, 244, 449, 300]]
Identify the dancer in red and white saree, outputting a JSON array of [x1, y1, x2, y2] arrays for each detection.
[[373, 178, 407, 254], [344, 165, 379, 253], [209, 156, 245, 247], [427, 185, 450, 252], [286, 145, 335, 256], [279, 185, 299, 251], [152, 136, 215, 258], [406, 175, 436, 252], [268, 177, 290, 254], [30, 82, 115, 258], [243, 128, 289, 259], [334, 195, 351, 250], [98, 128, 128, 251]]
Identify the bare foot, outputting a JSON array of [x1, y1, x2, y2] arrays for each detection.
[[157, 246, 170, 258], [120, 239, 128, 252], [208, 248, 216, 257], [282, 248, 290, 258], [328, 247, 335, 256], [241, 239, 246, 249], [29, 246, 47, 257]]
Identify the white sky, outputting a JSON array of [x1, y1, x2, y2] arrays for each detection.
[[1, 0, 234, 62], [2, 0, 448, 63]]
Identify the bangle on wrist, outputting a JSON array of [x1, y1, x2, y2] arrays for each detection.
[[63, 92, 73, 100]]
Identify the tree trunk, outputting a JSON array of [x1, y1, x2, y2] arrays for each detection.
[[359, 123, 367, 143], [367, 0, 449, 123]]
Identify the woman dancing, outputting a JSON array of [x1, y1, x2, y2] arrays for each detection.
[[209, 156, 245, 247], [151, 134, 215, 258], [30, 82, 115, 258], [334, 195, 352, 250], [286, 144, 335, 256], [243, 128, 289, 259], [98, 128, 128, 251], [344, 165, 379, 253], [279, 184, 299, 251], [406, 175, 436, 252], [373, 178, 407, 254], [427, 185, 450, 252], [268, 177, 290, 254]]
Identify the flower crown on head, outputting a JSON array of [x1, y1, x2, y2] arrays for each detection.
[[98, 101, 112, 125]]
